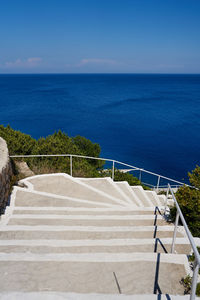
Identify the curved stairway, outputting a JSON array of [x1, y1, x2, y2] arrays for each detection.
[[0, 173, 195, 299]]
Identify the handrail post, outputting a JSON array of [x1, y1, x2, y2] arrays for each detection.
[[171, 210, 180, 253], [139, 169, 142, 182], [70, 155, 73, 176], [164, 185, 170, 215], [112, 161, 115, 180], [156, 175, 160, 192], [190, 259, 199, 300]]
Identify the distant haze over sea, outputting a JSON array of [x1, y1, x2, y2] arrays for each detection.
[[0, 74, 200, 183]]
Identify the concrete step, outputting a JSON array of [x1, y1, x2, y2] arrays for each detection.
[[0, 225, 185, 240], [0, 293, 196, 300], [11, 207, 156, 215], [13, 189, 119, 208], [22, 174, 128, 207], [156, 195, 174, 207], [131, 186, 153, 207], [158, 195, 167, 206], [6, 214, 167, 226], [145, 191, 162, 206], [0, 253, 188, 294], [114, 182, 142, 206], [79, 178, 132, 205], [0, 238, 191, 254]]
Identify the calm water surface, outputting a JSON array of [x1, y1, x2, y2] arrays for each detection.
[[0, 74, 200, 183]]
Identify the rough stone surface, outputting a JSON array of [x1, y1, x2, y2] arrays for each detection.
[[0, 138, 12, 214], [15, 161, 34, 177]]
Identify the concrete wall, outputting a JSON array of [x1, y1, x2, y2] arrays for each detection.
[[0, 137, 12, 214]]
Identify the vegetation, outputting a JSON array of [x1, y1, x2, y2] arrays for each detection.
[[0, 125, 144, 185], [188, 247, 200, 277], [0, 125, 103, 178], [180, 275, 200, 296], [0, 124, 36, 155], [181, 246, 200, 296], [157, 190, 167, 195], [169, 165, 200, 237], [111, 170, 149, 189]]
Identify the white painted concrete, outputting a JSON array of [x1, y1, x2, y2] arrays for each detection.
[[0, 173, 192, 296], [0, 237, 191, 247], [0, 292, 197, 300], [0, 225, 177, 232], [0, 252, 188, 264]]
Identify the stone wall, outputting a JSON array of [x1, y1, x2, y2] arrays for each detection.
[[0, 137, 12, 214]]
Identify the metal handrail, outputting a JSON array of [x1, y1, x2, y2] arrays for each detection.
[[166, 184, 200, 299], [10, 153, 192, 189]]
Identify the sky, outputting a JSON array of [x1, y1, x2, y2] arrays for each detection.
[[0, 0, 200, 74]]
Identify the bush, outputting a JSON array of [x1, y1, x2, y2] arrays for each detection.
[[0, 124, 146, 183], [0, 125, 36, 155], [0, 125, 103, 177], [197, 283, 200, 296], [188, 247, 200, 276], [189, 165, 200, 189], [180, 275, 200, 296], [101, 169, 149, 189], [113, 170, 145, 186], [169, 166, 200, 237]]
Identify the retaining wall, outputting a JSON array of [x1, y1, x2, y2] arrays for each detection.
[[0, 137, 12, 214]]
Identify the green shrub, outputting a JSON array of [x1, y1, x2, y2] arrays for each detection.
[[113, 170, 144, 186], [157, 190, 167, 195], [73, 135, 104, 169], [101, 169, 149, 189], [0, 124, 146, 183], [189, 247, 200, 262], [189, 165, 200, 189], [0, 125, 36, 155], [0, 125, 103, 177], [180, 275, 200, 296], [180, 275, 192, 294], [188, 247, 200, 277], [169, 165, 200, 237], [197, 283, 200, 296]]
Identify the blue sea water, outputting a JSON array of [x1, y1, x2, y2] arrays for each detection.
[[0, 74, 200, 183]]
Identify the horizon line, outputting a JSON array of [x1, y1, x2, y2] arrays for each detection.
[[0, 72, 200, 75]]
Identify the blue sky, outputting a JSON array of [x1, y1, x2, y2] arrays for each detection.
[[0, 0, 200, 73]]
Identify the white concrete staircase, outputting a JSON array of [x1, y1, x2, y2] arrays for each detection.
[[0, 173, 194, 299]]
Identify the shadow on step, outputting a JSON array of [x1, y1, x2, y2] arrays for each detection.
[[154, 238, 168, 253], [154, 206, 162, 216], [154, 207, 168, 253], [154, 253, 162, 294], [154, 254, 172, 299]]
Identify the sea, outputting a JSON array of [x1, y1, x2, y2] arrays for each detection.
[[0, 74, 200, 184]]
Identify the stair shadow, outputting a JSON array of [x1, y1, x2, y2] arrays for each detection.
[[153, 210, 158, 239], [154, 225, 157, 238], [154, 238, 168, 253], [154, 205, 163, 227], [154, 206, 162, 216], [154, 214, 158, 226], [154, 253, 162, 294], [153, 208, 172, 297], [154, 255, 172, 298]]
